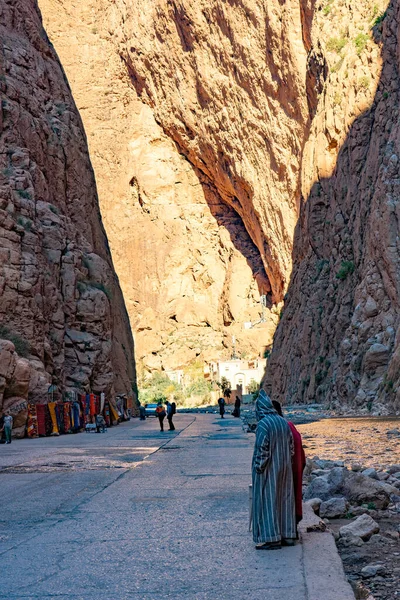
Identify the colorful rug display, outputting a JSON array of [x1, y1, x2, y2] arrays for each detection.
[[44, 405, 53, 436], [63, 403, 72, 433], [55, 404, 65, 435], [18, 392, 134, 439], [104, 400, 111, 426]]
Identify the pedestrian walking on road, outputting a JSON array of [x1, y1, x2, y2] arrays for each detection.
[[155, 402, 166, 432], [273, 400, 306, 526], [217, 397, 225, 419], [166, 401, 176, 431], [232, 395, 241, 418], [2, 412, 13, 444], [139, 403, 146, 420], [252, 390, 296, 550]]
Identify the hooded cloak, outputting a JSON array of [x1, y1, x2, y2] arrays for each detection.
[[252, 390, 296, 543]]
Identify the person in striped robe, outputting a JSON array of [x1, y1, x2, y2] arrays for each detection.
[[252, 390, 296, 549]]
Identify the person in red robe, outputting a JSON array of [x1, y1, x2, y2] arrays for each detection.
[[272, 401, 306, 524]]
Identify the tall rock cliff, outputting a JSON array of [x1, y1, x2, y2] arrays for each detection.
[[0, 0, 135, 433], [267, 0, 400, 413], [38, 0, 310, 372], [37, 0, 398, 411]]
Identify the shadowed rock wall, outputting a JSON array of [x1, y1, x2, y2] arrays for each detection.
[[0, 0, 136, 433], [267, 0, 400, 413]]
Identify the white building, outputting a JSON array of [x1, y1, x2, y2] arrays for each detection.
[[205, 359, 266, 394], [165, 369, 185, 385]]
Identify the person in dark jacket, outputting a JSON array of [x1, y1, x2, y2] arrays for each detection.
[[155, 403, 166, 432], [232, 395, 241, 417], [166, 401, 176, 431], [217, 397, 225, 418]]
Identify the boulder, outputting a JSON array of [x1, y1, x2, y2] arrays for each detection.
[[337, 534, 364, 548], [362, 468, 378, 480], [305, 498, 322, 515], [377, 481, 399, 496], [311, 469, 331, 478], [361, 563, 386, 579], [314, 458, 345, 469], [335, 468, 393, 509], [387, 465, 400, 474], [320, 497, 349, 519], [304, 475, 331, 501], [339, 514, 379, 541], [351, 463, 362, 472]]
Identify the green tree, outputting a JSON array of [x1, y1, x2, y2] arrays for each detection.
[[248, 379, 260, 395]]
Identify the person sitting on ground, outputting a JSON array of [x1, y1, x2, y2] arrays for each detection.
[[95, 414, 106, 433], [252, 390, 296, 550], [232, 395, 241, 418], [272, 400, 306, 526], [217, 397, 225, 419], [155, 402, 166, 432]]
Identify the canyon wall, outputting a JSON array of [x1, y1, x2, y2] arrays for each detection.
[[38, 0, 399, 411], [267, 0, 400, 413], [38, 0, 311, 373], [0, 0, 136, 434]]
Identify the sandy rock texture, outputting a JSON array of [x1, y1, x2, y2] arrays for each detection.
[[37, 0, 309, 372], [0, 0, 135, 431]]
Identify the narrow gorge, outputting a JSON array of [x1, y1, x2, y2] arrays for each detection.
[[37, 0, 398, 413], [1, 0, 399, 421]]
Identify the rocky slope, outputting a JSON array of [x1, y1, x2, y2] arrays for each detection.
[[267, 0, 399, 412], [0, 0, 135, 434]]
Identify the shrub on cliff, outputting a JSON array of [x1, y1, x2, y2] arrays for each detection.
[[0, 326, 31, 357], [336, 261, 355, 280]]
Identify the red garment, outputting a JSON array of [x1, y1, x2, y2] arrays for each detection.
[[288, 421, 306, 523], [63, 403, 72, 432], [89, 393, 96, 416], [36, 404, 46, 436]]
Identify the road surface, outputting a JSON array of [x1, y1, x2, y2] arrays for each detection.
[[0, 413, 347, 599]]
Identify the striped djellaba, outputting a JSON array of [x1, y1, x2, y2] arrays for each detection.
[[252, 390, 296, 544]]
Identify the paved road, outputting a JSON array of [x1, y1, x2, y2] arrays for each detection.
[[0, 413, 310, 599]]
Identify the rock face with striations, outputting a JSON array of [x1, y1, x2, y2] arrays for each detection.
[[37, 0, 310, 372], [37, 0, 400, 409], [0, 0, 135, 433]]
